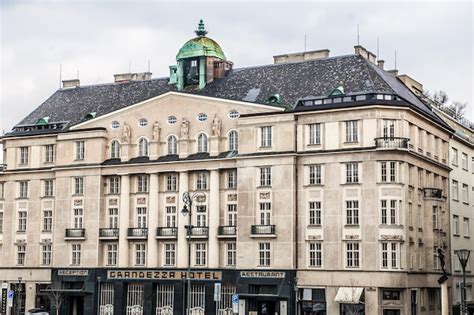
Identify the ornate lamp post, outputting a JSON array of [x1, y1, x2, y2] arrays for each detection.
[[456, 249, 471, 315], [181, 191, 205, 315]]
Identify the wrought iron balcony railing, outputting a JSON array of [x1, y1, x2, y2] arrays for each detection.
[[65, 228, 85, 239], [374, 137, 409, 149], [251, 225, 276, 235], [218, 225, 237, 236], [186, 226, 209, 237], [127, 228, 148, 238], [99, 228, 119, 239], [156, 227, 178, 238], [423, 188, 443, 199]]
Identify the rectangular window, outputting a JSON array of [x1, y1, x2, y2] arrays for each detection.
[[0, 182, 4, 199], [164, 243, 176, 266], [451, 147, 458, 166], [74, 177, 84, 195], [309, 123, 321, 145], [227, 170, 237, 189], [41, 244, 52, 265], [381, 162, 396, 182], [0, 212, 3, 233], [18, 211, 27, 232], [73, 208, 83, 229], [464, 218, 470, 238], [137, 207, 147, 228], [166, 206, 176, 227], [309, 165, 322, 185], [20, 147, 29, 164], [259, 167, 272, 186], [452, 215, 460, 237], [226, 242, 236, 267], [135, 243, 146, 266], [71, 244, 81, 265], [156, 284, 174, 313], [345, 120, 358, 142], [432, 206, 439, 230], [381, 200, 397, 225], [166, 174, 177, 191], [44, 179, 54, 197], [260, 126, 272, 147], [43, 210, 53, 231], [452, 180, 459, 200], [383, 119, 395, 138], [19, 181, 28, 198], [109, 177, 120, 194], [308, 242, 322, 267], [309, 201, 321, 226], [196, 172, 208, 190], [381, 242, 399, 269], [346, 242, 360, 268], [259, 202, 271, 225], [137, 175, 148, 193], [227, 204, 237, 226], [346, 201, 359, 225], [17, 245, 26, 265], [108, 208, 119, 229], [434, 247, 440, 270], [45, 144, 54, 163], [106, 244, 118, 266], [196, 206, 207, 227], [258, 242, 271, 266], [462, 153, 468, 170], [346, 163, 359, 183], [75, 141, 85, 160], [195, 243, 207, 266], [462, 184, 469, 203]]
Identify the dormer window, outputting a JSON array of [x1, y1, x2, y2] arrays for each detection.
[[167, 136, 178, 155], [110, 140, 121, 159], [197, 133, 208, 153], [138, 138, 149, 157], [228, 130, 238, 151]]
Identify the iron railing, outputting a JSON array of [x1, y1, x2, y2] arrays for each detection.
[[186, 226, 209, 237], [65, 228, 85, 238], [218, 226, 237, 236], [251, 225, 275, 235], [423, 188, 443, 199], [156, 227, 178, 238], [127, 228, 148, 238], [374, 137, 409, 149], [99, 228, 119, 238]]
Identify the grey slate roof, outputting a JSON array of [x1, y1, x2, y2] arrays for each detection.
[[13, 54, 448, 132]]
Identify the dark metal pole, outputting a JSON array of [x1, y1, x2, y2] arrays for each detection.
[[187, 198, 192, 315], [461, 264, 467, 315]]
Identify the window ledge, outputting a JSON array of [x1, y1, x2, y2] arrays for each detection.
[[341, 182, 361, 186], [307, 225, 322, 229], [306, 184, 324, 187], [257, 185, 272, 189], [344, 224, 360, 228], [41, 196, 54, 199], [343, 141, 359, 144], [453, 234, 460, 237], [15, 197, 29, 200]]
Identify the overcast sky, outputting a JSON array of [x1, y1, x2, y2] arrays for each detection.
[[0, 0, 473, 134]]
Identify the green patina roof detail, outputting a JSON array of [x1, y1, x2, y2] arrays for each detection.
[[329, 85, 345, 97], [83, 112, 96, 121], [266, 94, 281, 104], [176, 20, 226, 60], [35, 116, 50, 125]]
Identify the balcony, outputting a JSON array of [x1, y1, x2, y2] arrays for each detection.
[[250, 225, 276, 238], [186, 226, 209, 239], [99, 228, 119, 240], [374, 137, 409, 149], [156, 227, 178, 239], [218, 225, 237, 238], [127, 228, 148, 239], [65, 228, 86, 240], [423, 188, 443, 199]]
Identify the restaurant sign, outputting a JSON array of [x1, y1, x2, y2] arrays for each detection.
[[240, 271, 285, 278], [107, 270, 222, 280]]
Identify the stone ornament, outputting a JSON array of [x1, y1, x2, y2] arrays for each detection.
[[109, 199, 118, 206], [259, 192, 271, 200], [122, 123, 131, 143], [196, 195, 206, 203], [137, 197, 146, 205], [345, 234, 359, 240], [180, 118, 190, 138], [227, 194, 237, 201], [380, 234, 403, 241], [74, 199, 83, 206], [152, 121, 161, 141], [166, 196, 176, 204], [211, 114, 222, 136]]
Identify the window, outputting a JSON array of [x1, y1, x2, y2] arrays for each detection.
[[137, 175, 148, 193], [197, 113, 207, 122], [382, 290, 401, 301], [462, 184, 469, 203], [196, 206, 207, 227], [18, 211, 27, 232], [432, 206, 439, 230], [464, 218, 470, 238], [228, 110, 240, 119], [108, 208, 118, 229], [19, 147, 29, 164], [166, 174, 177, 191], [227, 170, 237, 189], [227, 204, 237, 226], [308, 242, 322, 267], [19, 181, 28, 198], [259, 202, 271, 225], [382, 119, 395, 138], [44, 179, 54, 197], [226, 242, 236, 267], [135, 243, 146, 266], [381, 200, 397, 225], [345, 120, 358, 142], [197, 133, 208, 153], [195, 243, 207, 266], [71, 244, 81, 265], [346, 163, 359, 183], [260, 126, 272, 147], [110, 140, 121, 159], [346, 201, 359, 225], [381, 161, 396, 182], [43, 210, 53, 231], [167, 116, 177, 124], [167, 136, 178, 155], [17, 245, 26, 265], [74, 177, 84, 195], [381, 242, 399, 269], [462, 153, 468, 170], [451, 148, 458, 166], [138, 138, 149, 157], [111, 121, 120, 129], [196, 172, 208, 190], [452, 180, 459, 200], [137, 207, 147, 228], [309, 165, 322, 185], [453, 215, 460, 235], [73, 208, 83, 229], [44, 145, 54, 163], [0, 182, 4, 199], [164, 243, 176, 266], [106, 244, 118, 266], [0, 212, 3, 233], [75, 141, 85, 160], [346, 242, 360, 268], [309, 123, 321, 145], [258, 242, 271, 266], [138, 118, 148, 127], [41, 244, 52, 265], [166, 207, 176, 227], [433, 247, 440, 270], [109, 177, 120, 194], [309, 201, 321, 226], [259, 167, 272, 186], [228, 130, 239, 151]]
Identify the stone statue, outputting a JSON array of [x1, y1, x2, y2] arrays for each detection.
[[437, 247, 447, 276], [180, 118, 189, 138], [122, 123, 131, 143], [152, 121, 161, 141], [211, 114, 222, 137]]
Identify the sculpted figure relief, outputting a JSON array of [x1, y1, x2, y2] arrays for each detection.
[[122, 123, 131, 143], [211, 114, 222, 137], [152, 121, 161, 141], [180, 118, 190, 138]]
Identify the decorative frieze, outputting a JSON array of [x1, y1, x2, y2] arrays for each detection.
[[259, 192, 271, 200], [137, 197, 146, 205], [73, 199, 83, 206], [227, 194, 237, 202], [166, 196, 176, 204]]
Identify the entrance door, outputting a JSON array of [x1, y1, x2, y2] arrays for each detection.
[[258, 301, 276, 315], [71, 296, 84, 315], [383, 310, 401, 315]]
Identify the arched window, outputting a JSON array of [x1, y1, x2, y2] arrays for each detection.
[[110, 140, 121, 159], [138, 138, 149, 157], [228, 130, 238, 151], [167, 135, 178, 155], [197, 133, 208, 153]]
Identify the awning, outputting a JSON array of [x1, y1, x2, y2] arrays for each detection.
[[334, 287, 364, 304]]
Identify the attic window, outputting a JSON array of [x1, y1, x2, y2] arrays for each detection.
[[197, 113, 207, 122], [35, 117, 50, 125], [83, 112, 96, 121], [228, 110, 240, 119], [138, 118, 148, 127], [266, 94, 281, 104], [111, 121, 120, 129], [328, 86, 345, 97], [168, 116, 177, 125]]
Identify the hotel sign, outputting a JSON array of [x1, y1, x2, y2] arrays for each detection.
[[240, 271, 285, 278], [58, 270, 89, 276], [107, 270, 222, 281]]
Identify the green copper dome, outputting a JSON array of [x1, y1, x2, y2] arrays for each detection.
[[176, 20, 226, 61]]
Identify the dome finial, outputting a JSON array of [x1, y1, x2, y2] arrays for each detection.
[[195, 19, 208, 37]]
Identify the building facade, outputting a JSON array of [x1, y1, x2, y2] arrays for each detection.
[[0, 21, 456, 315]]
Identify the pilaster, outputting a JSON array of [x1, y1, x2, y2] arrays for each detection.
[[119, 175, 130, 267], [208, 169, 220, 268], [147, 173, 159, 266], [177, 172, 189, 267]]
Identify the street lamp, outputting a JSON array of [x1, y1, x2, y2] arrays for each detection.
[[456, 249, 471, 315], [16, 277, 22, 315], [181, 191, 205, 315]]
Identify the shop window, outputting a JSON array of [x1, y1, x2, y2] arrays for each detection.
[[382, 290, 401, 300], [300, 288, 326, 315]]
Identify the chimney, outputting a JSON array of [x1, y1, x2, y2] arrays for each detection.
[[387, 69, 399, 76], [273, 49, 330, 64], [114, 72, 152, 83], [377, 59, 385, 69], [62, 79, 80, 89], [354, 45, 377, 64], [398, 74, 423, 96]]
